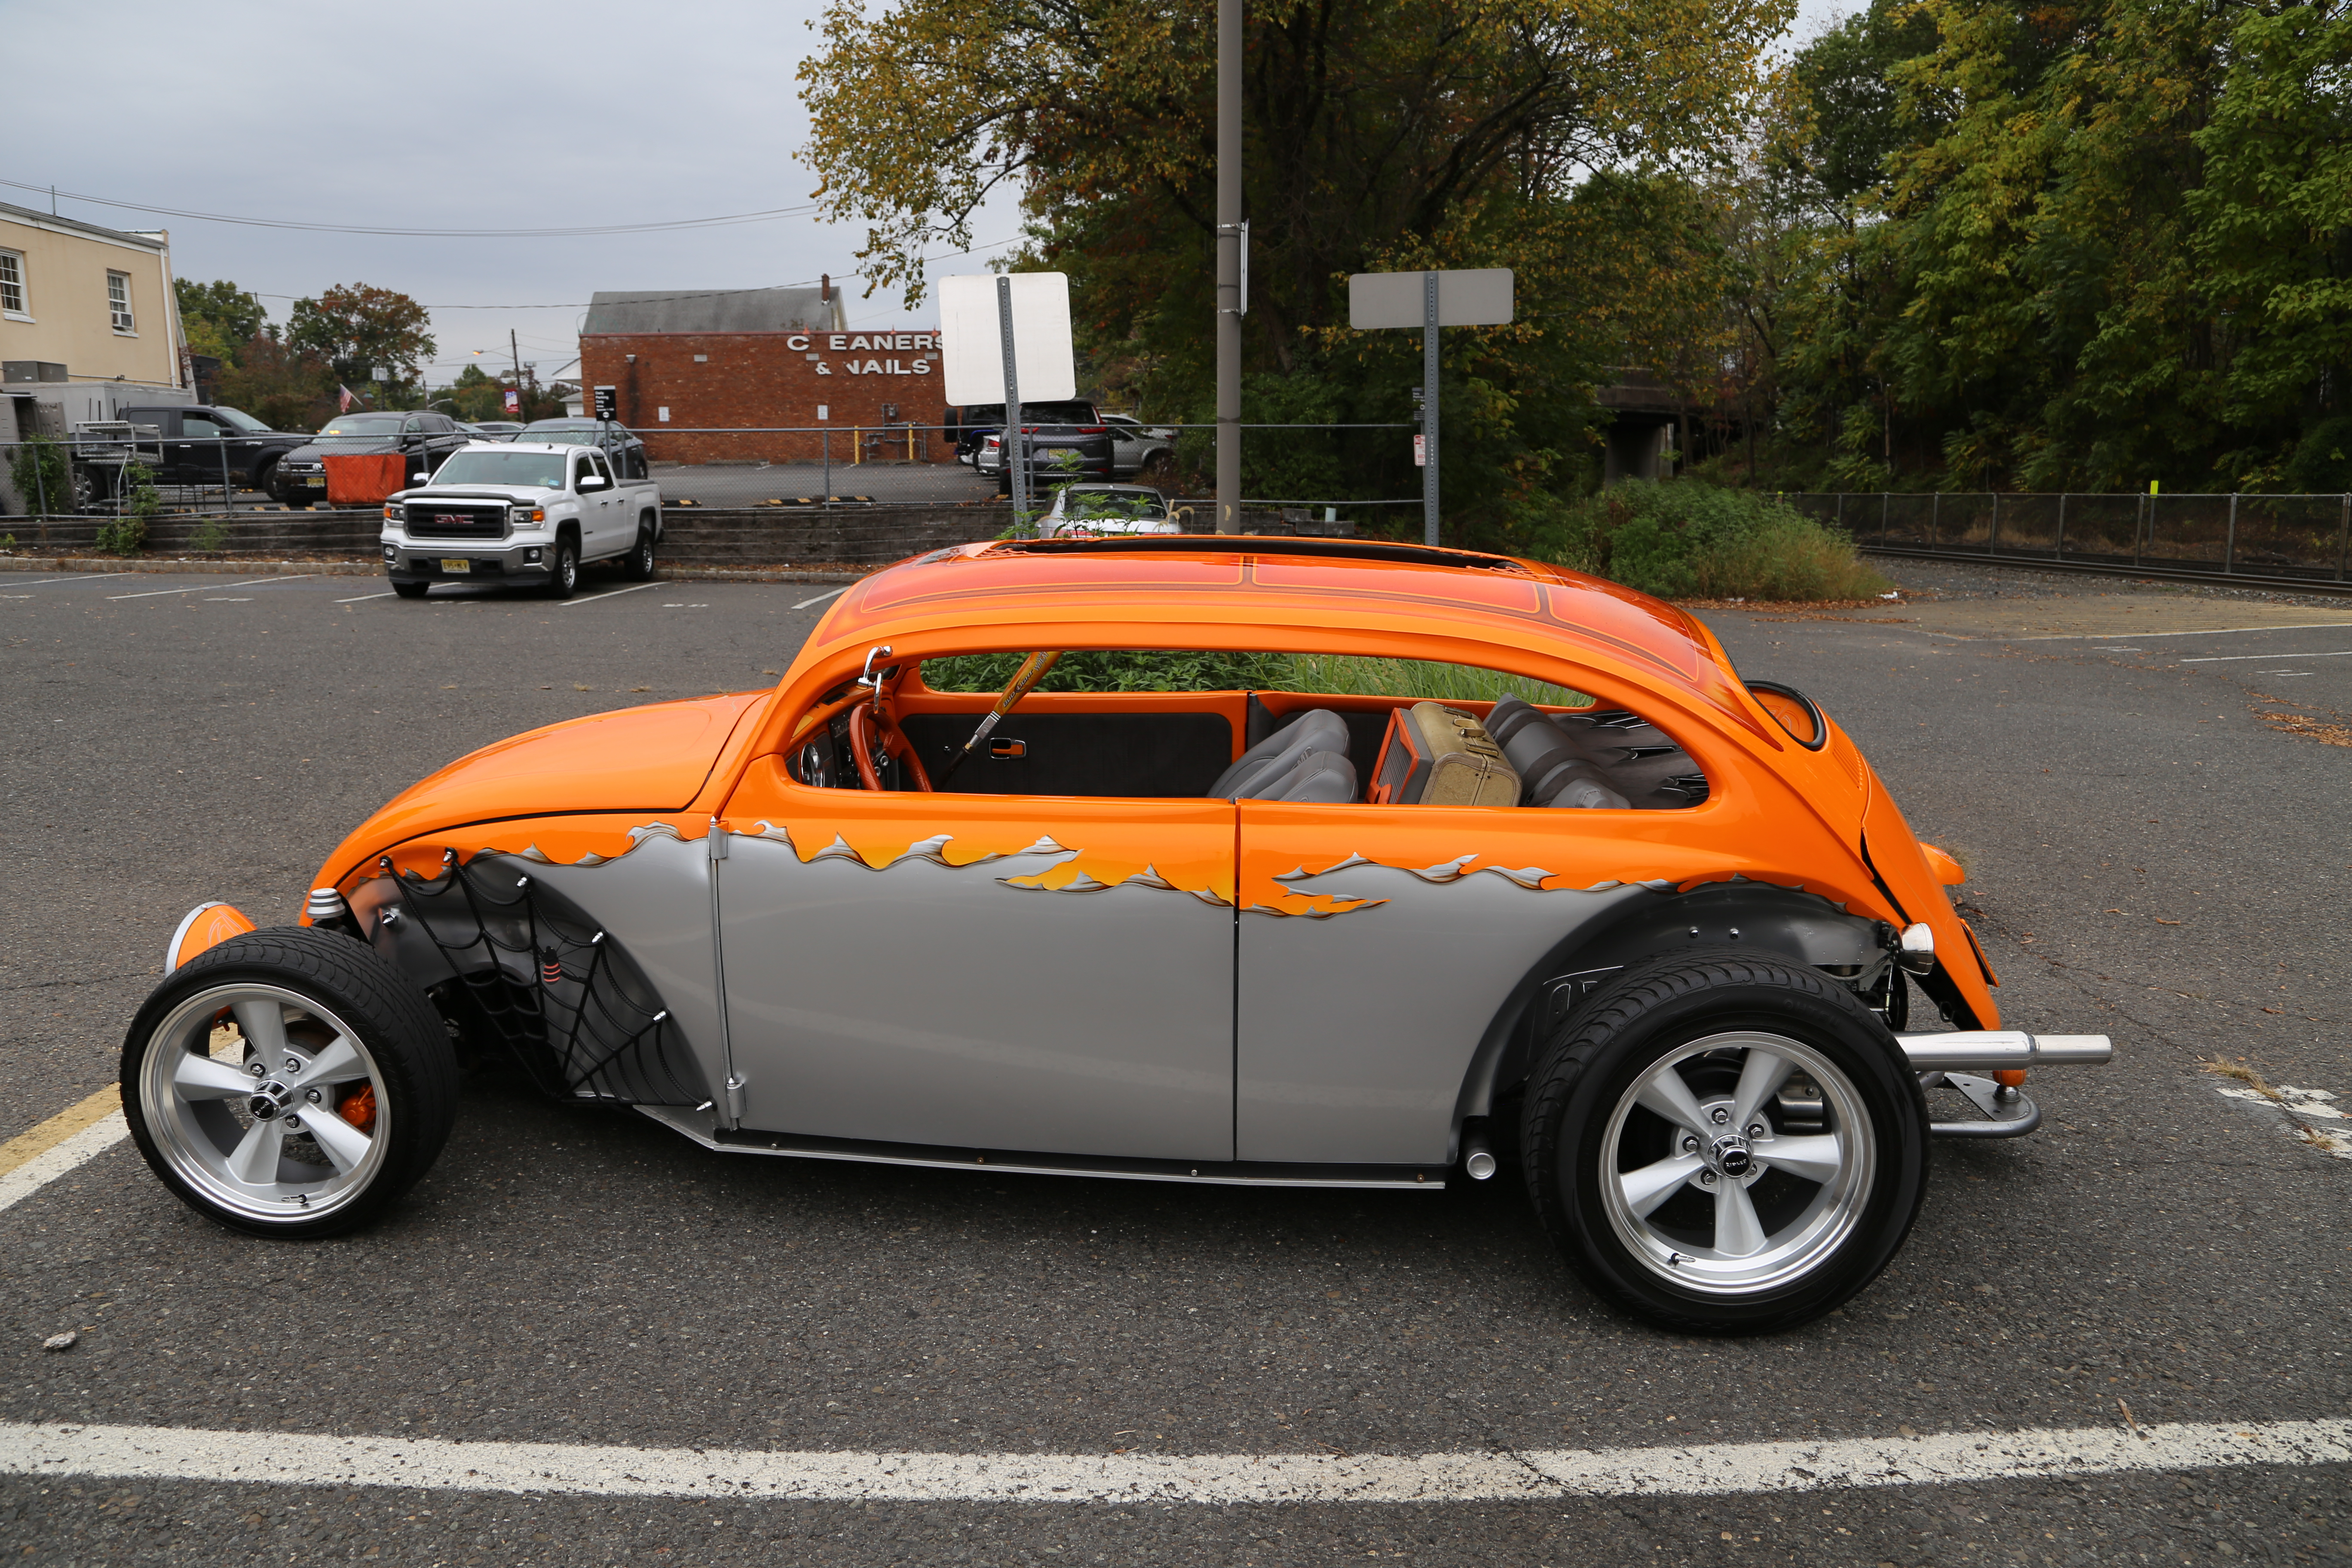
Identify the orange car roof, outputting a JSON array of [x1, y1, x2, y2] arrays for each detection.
[[809, 536, 1757, 729]]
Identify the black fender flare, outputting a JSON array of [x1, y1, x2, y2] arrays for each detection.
[[1449, 879, 1890, 1154]]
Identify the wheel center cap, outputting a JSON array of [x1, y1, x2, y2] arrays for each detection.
[[1711, 1135, 1754, 1179], [247, 1081, 294, 1121]]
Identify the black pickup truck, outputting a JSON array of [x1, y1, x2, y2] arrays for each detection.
[[953, 401, 1115, 493], [117, 404, 309, 495]]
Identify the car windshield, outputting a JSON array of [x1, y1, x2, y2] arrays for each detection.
[[212, 407, 271, 432], [1059, 489, 1169, 520], [522, 425, 606, 446], [317, 415, 404, 438], [429, 450, 569, 488]]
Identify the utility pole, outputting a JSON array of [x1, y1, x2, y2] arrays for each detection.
[[511, 329, 522, 414], [1214, 0, 1241, 533]]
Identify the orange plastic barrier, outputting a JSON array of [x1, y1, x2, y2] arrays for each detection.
[[323, 453, 409, 507]]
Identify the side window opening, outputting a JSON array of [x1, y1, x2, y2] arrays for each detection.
[[787, 650, 1708, 809]]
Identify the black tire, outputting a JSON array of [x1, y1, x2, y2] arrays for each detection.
[[392, 581, 429, 600], [545, 536, 579, 599], [620, 521, 656, 581], [251, 457, 279, 498], [119, 926, 458, 1240], [1521, 948, 1928, 1334]]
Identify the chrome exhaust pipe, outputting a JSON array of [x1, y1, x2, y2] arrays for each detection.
[[1461, 1136, 1497, 1181], [1897, 1031, 2113, 1071]]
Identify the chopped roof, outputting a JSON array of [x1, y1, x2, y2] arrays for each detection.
[[582, 287, 847, 336], [804, 537, 1759, 734]]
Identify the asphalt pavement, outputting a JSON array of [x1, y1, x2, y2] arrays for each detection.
[[2, 560, 2346, 1565]]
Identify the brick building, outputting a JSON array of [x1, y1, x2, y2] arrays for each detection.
[[576, 282, 950, 464]]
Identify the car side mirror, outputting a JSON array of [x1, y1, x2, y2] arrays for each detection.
[[411, 472, 429, 484]]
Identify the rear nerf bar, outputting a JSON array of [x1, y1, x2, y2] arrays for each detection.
[[1894, 1032, 2113, 1139]]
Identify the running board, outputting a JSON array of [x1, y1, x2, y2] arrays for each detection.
[[635, 1106, 1449, 1190]]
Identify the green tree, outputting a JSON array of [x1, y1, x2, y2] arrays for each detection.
[[174, 278, 267, 357], [799, 0, 1792, 541], [288, 283, 435, 403]]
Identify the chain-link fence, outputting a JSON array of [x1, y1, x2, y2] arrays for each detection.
[[1786, 492, 2352, 584], [3, 421, 1430, 522]]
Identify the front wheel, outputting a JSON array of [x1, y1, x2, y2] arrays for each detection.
[[1521, 949, 1928, 1333], [119, 926, 458, 1238], [392, 581, 429, 600], [544, 537, 579, 599]]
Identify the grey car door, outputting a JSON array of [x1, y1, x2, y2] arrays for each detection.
[[714, 770, 1239, 1161]]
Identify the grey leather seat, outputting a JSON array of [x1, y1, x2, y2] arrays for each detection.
[[1235, 749, 1358, 803], [1209, 708, 1351, 799], [1488, 693, 1630, 809]]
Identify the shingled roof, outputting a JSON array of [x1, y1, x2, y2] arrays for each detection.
[[582, 286, 847, 335]]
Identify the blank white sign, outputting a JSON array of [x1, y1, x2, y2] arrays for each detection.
[[1348, 268, 1514, 330], [937, 273, 1077, 406]]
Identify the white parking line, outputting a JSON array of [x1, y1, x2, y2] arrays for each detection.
[[106, 574, 313, 601], [0, 1088, 128, 1215], [2179, 649, 2352, 663], [2019, 620, 2352, 641], [3, 1416, 2345, 1504], [334, 591, 395, 603], [792, 586, 851, 610], [557, 581, 663, 608], [0, 571, 134, 588]]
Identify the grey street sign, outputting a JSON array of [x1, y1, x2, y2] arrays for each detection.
[[1348, 268, 1513, 331], [1346, 268, 1514, 548]]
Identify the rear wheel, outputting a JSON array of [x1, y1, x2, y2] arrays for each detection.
[[120, 927, 457, 1238], [620, 521, 656, 581], [1521, 949, 1928, 1333]]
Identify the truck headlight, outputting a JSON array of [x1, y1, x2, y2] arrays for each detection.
[[509, 505, 546, 527]]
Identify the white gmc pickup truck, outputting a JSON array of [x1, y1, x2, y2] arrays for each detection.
[[380, 441, 664, 600]]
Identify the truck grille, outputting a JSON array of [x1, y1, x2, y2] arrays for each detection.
[[405, 503, 506, 539]]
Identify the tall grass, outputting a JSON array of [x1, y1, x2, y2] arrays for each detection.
[[922, 649, 1591, 706]]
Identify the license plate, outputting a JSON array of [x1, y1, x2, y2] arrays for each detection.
[[1044, 447, 1076, 458], [440, 558, 472, 574], [304, 477, 325, 487]]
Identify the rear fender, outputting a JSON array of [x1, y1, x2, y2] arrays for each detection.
[[1451, 880, 1890, 1143]]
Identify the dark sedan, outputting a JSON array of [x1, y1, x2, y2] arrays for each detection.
[[270, 412, 474, 507]]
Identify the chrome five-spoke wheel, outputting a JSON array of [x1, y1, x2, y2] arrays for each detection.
[[138, 983, 390, 1223], [1599, 1032, 1873, 1295]]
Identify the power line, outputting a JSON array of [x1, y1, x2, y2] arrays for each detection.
[[1, 177, 824, 238]]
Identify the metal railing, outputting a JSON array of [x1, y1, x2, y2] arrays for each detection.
[[3, 421, 1431, 520], [1785, 491, 2352, 587]]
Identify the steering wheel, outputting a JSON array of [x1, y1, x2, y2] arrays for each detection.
[[848, 701, 933, 793]]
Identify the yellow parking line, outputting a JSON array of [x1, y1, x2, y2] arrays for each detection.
[[0, 1087, 122, 1179]]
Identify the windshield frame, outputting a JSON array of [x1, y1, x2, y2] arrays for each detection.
[[211, 407, 272, 433]]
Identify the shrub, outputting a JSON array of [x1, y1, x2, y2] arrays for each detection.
[[190, 518, 231, 553], [7, 437, 72, 515], [1533, 480, 1889, 600]]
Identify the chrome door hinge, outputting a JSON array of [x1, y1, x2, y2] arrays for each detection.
[[724, 1075, 747, 1122], [708, 819, 730, 861]]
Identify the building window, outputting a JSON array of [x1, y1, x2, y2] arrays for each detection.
[[108, 271, 135, 333], [0, 251, 26, 318]]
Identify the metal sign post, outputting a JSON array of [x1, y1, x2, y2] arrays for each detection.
[[1348, 268, 1513, 550], [996, 275, 1028, 530], [1422, 272, 1439, 549]]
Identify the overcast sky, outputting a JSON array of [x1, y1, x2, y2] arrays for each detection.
[[6, 0, 1853, 392]]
